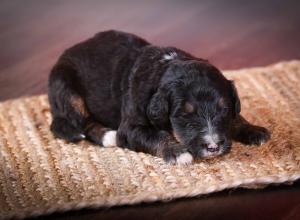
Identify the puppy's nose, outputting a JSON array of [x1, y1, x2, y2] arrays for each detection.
[[206, 139, 225, 152], [207, 143, 220, 152]]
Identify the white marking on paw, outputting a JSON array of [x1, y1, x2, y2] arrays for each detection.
[[102, 130, 117, 147], [79, 134, 86, 139], [162, 51, 177, 60], [176, 152, 193, 165], [260, 139, 267, 145]]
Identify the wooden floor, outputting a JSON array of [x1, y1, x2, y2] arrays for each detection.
[[1, 0, 300, 219]]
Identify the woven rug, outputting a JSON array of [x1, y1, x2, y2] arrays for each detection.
[[1, 61, 300, 219]]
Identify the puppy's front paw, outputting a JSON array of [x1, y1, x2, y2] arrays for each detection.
[[237, 125, 271, 145], [176, 152, 193, 165], [162, 145, 193, 165]]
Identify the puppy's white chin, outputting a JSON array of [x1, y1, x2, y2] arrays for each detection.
[[201, 149, 223, 159], [176, 152, 193, 165], [102, 130, 117, 147]]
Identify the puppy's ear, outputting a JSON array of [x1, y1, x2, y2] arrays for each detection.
[[147, 89, 169, 128], [229, 80, 241, 117]]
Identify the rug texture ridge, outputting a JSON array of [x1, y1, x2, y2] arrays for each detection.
[[1, 60, 300, 219]]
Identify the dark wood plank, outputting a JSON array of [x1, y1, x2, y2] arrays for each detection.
[[1, 0, 300, 219]]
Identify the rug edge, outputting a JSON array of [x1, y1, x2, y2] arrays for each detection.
[[4, 172, 300, 220]]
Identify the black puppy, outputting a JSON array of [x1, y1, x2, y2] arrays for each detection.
[[48, 30, 270, 164]]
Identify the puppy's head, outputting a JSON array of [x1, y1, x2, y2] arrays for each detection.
[[147, 60, 240, 159]]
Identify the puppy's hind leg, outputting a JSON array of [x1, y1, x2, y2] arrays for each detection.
[[232, 115, 271, 145], [84, 120, 117, 147], [48, 62, 89, 143], [51, 117, 85, 142], [49, 61, 118, 147]]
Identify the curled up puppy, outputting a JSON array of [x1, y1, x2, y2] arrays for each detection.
[[48, 30, 271, 165]]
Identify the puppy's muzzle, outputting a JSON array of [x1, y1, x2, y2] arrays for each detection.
[[206, 139, 225, 152], [198, 137, 232, 158]]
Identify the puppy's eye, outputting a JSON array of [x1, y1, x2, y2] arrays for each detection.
[[218, 98, 229, 112], [222, 107, 229, 114], [218, 98, 225, 108], [184, 102, 194, 113]]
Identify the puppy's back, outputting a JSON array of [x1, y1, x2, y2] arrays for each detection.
[[49, 30, 150, 131]]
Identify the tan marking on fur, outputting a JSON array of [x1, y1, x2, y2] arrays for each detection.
[[173, 131, 182, 143], [184, 102, 194, 113], [85, 122, 107, 136], [84, 122, 110, 144], [155, 136, 176, 158], [155, 139, 167, 158], [218, 98, 225, 108], [70, 95, 89, 117]]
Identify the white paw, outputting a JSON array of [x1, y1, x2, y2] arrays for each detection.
[[79, 134, 86, 139], [102, 130, 117, 147], [176, 152, 193, 165]]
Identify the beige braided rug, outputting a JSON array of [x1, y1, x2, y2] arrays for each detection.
[[1, 60, 300, 219]]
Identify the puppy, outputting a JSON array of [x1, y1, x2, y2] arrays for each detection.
[[48, 30, 270, 165]]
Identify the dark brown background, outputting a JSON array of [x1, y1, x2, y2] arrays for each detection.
[[1, 0, 300, 219]]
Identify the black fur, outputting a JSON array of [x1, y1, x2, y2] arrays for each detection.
[[48, 30, 270, 163]]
